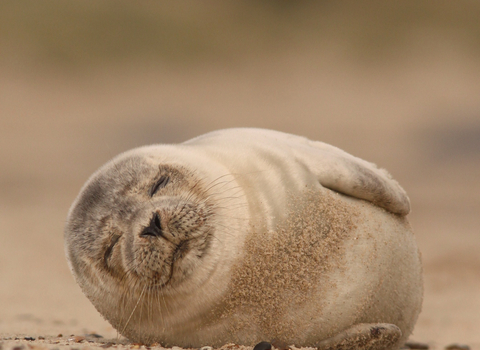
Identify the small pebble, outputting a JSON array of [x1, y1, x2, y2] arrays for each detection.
[[13, 346, 25, 350], [37, 337, 45, 340], [445, 345, 470, 350], [405, 341, 429, 349], [253, 342, 272, 350], [172, 347, 182, 350], [200, 347, 213, 350], [220, 344, 239, 350], [68, 336, 86, 343], [57, 334, 63, 338], [24, 337, 35, 341]]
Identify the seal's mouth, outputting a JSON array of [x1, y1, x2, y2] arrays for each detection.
[[132, 233, 212, 290], [129, 204, 213, 289], [98, 195, 214, 292]]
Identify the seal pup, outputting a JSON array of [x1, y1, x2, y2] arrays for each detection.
[[65, 128, 422, 349]]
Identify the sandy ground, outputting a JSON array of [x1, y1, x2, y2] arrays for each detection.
[[1, 42, 480, 350]]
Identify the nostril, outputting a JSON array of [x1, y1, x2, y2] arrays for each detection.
[[141, 229, 158, 238], [140, 212, 163, 238]]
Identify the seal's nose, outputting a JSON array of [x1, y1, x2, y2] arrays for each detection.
[[140, 212, 164, 238]]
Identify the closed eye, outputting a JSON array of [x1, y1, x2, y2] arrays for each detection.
[[150, 175, 170, 197], [104, 234, 121, 267]]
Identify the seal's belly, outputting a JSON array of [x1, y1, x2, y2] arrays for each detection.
[[213, 186, 422, 346], [309, 193, 422, 345]]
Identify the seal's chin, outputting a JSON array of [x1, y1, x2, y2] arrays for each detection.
[[131, 237, 200, 289]]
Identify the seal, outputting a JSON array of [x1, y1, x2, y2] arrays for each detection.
[[65, 128, 422, 349]]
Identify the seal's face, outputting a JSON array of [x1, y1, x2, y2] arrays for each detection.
[[65, 154, 215, 297]]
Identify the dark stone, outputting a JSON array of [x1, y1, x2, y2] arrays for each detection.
[[253, 341, 272, 350]]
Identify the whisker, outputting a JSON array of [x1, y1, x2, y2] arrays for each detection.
[[120, 283, 147, 336]]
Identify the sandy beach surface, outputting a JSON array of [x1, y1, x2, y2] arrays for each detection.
[[1, 2, 479, 350]]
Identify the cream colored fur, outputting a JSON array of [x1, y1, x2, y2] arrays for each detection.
[[65, 128, 422, 348]]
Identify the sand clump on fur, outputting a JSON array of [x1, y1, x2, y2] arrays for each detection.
[[218, 187, 359, 342]]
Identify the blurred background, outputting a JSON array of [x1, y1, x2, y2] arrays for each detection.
[[1, 1, 479, 348]]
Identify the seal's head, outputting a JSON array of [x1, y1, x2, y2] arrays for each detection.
[[64, 147, 236, 343]]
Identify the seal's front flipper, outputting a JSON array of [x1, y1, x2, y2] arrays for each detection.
[[295, 139, 411, 216], [315, 323, 402, 350]]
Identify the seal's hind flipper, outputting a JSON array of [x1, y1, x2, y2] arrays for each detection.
[[316, 323, 402, 350]]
